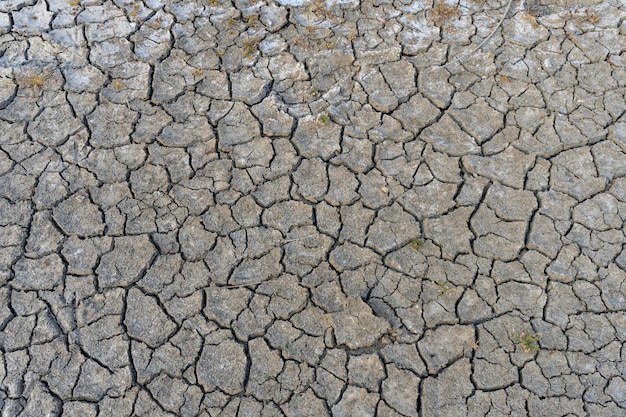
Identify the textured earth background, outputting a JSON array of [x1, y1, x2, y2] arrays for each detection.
[[1, 0, 626, 416]]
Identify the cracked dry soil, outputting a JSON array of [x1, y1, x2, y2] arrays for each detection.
[[1, 0, 626, 416]]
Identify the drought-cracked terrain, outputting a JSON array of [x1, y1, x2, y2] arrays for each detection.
[[1, 0, 626, 415]]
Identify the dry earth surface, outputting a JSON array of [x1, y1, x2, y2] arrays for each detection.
[[0, 0, 625, 416]]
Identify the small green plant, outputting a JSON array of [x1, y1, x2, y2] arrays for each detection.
[[410, 237, 424, 250], [241, 37, 259, 57], [307, 86, 319, 97], [514, 330, 542, 353], [316, 112, 330, 123], [435, 280, 451, 295]]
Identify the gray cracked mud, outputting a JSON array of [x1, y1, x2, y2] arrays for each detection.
[[1, 0, 625, 416]]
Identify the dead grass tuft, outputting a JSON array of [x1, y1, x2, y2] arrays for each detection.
[[19, 71, 48, 94], [429, 1, 460, 26], [111, 79, 124, 90]]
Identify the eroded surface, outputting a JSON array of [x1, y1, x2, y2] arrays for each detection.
[[1, 0, 626, 415]]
